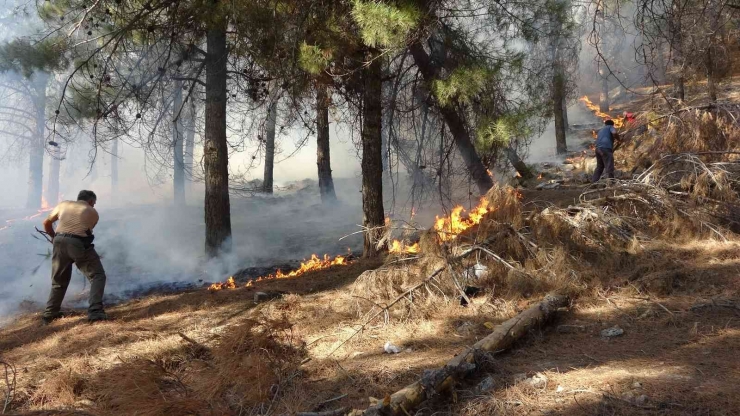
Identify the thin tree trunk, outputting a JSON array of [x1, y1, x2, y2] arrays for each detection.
[[204, 25, 231, 256], [599, 66, 609, 113], [706, 47, 717, 102], [173, 80, 185, 204], [111, 137, 119, 198], [361, 56, 385, 258], [553, 70, 567, 155], [409, 42, 493, 195], [263, 90, 278, 194], [316, 83, 336, 202], [47, 144, 60, 206], [26, 73, 48, 209], [184, 100, 195, 187], [505, 146, 533, 179]]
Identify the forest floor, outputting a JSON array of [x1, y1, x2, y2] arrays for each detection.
[[1, 87, 740, 415]]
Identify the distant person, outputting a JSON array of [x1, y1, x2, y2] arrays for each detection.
[[41, 190, 108, 325], [592, 119, 619, 183]]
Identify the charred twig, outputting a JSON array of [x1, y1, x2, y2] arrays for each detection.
[[34, 227, 52, 244], [297, 408, 347, 416]]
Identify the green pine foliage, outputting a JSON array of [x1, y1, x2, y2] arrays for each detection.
[[351, 0, 420, 49], [298, 42, 333, 75], [0, 38, 68, 77], [432, 66, 495, 107]]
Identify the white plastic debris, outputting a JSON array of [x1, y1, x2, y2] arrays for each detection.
[[600, 326, 625, 338], [384, 341, 401, 354], [463, 263, 489, 280]]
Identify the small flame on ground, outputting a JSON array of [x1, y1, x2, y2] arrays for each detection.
[[487, 169, 494, 179], [209, 253, 351, 291], [0, 202, 55, 232], [208, 276, 236, 291], [538, 173, 544, 179], [579, 96, 624, 128], [389, 240, 419, 254], [515, 171, 522, 178]]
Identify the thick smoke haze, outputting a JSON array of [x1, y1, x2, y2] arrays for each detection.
[[0, 123, 367, 317]]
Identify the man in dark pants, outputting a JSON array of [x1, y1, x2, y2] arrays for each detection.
[[41, 190, 108, 324], [592, 119, 619, 183]]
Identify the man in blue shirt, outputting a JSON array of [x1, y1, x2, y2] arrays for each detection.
[[592, 119, 619, 182]]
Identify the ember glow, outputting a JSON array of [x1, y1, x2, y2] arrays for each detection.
[[579, 96, 624, 128]]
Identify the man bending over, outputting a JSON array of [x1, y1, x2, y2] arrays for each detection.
[[41, 190, 108, 324]]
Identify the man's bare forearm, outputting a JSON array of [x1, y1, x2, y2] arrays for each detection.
[[43, 220, 56, 239]]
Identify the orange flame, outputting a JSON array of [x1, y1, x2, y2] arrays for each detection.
[[246, 254, 348, 287], [389, 240, 419, 254], [434, 197, 490, 242], [579, 96, 623, 128], [0, 202, 55, 232], [208, 276, 236, 291], [208, 253, 351, 291], [391, 197, 493, 251]]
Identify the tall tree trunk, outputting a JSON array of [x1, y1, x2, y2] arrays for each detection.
[[263, 89, 278, 194], [204, 25, 231, 256], [553, 70, 567, 154], [111, 137, 119, 198], [361, 56, 385, 258], [184, 100, 195, 187], [409, 42, 493, 195], [47, 144, 60, 206], [562, 95, 569, 131], [599, 65, 609, 113], [173, 80, 185, 204], [706, 48, 716, 102], [26, 73, 48, 209], [316, 83, 336, 202]]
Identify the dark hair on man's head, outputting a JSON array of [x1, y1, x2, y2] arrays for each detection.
[[605, 119, 614, 126], [77, 190, 97, 202]]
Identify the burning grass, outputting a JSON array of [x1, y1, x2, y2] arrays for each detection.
[[209, 253, 351, 291]]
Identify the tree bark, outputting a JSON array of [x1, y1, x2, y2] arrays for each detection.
[[184, 100, 195, 186], [409, 42, 493, 195], [316, 83, 336, 202], [553, 70, 567, 155], [26, 73, 48, 209], [562, 95, 569, 131], [706, 46, 717, 102], [204, 25, 232, 256], [356, 294, 570, 416], [111, 137, 119, 199], [263, 89, 278, 194], [173, 80, 185, 204], [47, 144, 60, 206], [505, 146, 533, 179], [361, 56, 385, 258]]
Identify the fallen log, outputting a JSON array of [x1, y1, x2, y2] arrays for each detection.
[[351, 293, 569, 416]]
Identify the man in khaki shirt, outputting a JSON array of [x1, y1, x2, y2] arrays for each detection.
[[41, 190, 108, 324]]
